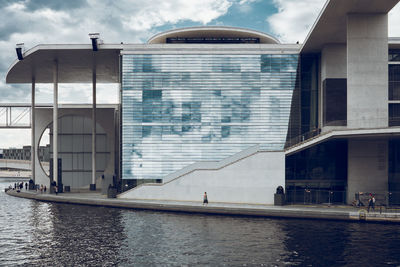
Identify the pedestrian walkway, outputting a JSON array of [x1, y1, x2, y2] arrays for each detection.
[[5, 189, 400, 223]]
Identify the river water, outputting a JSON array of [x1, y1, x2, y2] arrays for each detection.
[[1, 178, 400, 266]]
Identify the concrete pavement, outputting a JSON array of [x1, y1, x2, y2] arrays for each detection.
[[5, 189, 400, 223]]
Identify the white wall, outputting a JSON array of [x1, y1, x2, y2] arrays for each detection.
[[119, 151, 285, 205], [347, 139, 388, 203]]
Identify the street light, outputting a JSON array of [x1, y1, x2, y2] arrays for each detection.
[[16, 43, 25, 60], [89, 33, 101, 51]]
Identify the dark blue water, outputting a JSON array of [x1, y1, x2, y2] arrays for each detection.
[[1, 178, 400, 266]]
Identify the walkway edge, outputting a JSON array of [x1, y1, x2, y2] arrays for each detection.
[[6, 190, 400, 223]]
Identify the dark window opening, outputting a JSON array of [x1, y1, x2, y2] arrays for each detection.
[[389, 104, 400, 126], [323, 78, 347, 126]]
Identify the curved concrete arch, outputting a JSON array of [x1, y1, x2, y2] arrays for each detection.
[[37, 127, 50, 177], [34, 108, 116, 190], [148, 26, 280, 44]]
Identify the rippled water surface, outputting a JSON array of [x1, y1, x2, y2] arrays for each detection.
[[2, 178, 400, 266]]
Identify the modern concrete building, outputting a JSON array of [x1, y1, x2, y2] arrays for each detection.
[[2, 145, 49, 161], [5, 0, 400, 204]]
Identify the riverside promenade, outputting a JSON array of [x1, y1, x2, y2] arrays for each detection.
[[6, 189, 400, 223]]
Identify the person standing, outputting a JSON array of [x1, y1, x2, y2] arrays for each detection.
[[203, 192, 208, 205], [372, 195, 376, 211]]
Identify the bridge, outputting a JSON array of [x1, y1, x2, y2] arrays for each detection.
[[0, 159, 49, 171]]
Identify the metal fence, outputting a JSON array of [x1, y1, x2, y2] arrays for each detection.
[[285, 189, 400, 207], [285, 189, 346, 205]]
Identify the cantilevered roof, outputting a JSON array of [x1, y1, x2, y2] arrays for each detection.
[[301, 0, 400, 53], [6, 44, 122, 84], [148, 26, 280, 44]]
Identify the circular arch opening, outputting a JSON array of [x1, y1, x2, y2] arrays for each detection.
[[38, 114, 110, 188]]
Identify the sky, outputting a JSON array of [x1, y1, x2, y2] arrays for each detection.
[[0, 0, 400, 148]]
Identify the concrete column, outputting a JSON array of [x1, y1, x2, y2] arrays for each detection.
[[347, 139, 388, 204], [90, 53, 97, 191], [347, 13, 388, 128], [53, 60, 58, 186], [31, 77, 36, 182]]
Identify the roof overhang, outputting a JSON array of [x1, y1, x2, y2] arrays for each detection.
[[301, 0, 400, 53], [6, 44, 122, 84]]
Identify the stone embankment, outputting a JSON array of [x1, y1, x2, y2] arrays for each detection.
[[6, 189, 400, 223]]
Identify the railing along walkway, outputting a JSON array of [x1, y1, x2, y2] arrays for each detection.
[[285, 118, 400, 153]]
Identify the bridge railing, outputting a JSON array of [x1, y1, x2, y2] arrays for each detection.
[[0, 105, 31, 128]]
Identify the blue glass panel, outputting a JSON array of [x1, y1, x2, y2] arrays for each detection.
[[122, 54, 299, 180]]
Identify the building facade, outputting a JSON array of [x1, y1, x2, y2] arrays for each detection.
[[5, 0, 400, 204], [2, 145, 49, 161], [122, 53, 298, 183]]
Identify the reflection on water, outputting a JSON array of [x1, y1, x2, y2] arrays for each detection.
[[1, 178, 400, 266]]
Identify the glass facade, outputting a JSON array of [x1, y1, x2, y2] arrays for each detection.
[[389, 50, 400, 126], [285, 140, 348, 204], [389, 139, 400, 205], [122, 54, 299, 180], [389, 49, 400, 62], [389, 65, 400, 101], [299, 54, 319, 134], [285, 54, 318, 147]]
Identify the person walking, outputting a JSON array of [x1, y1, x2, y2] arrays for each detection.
[[203, 192, 208, 206], [368, 194, 375, 212]]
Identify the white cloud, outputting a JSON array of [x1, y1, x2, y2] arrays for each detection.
[[237, 0, 259, 13], [267, 0, 325, 43], [119, 0, 232, 31], [269, 0, 400, 43], [0, 129, 30, 148], [0, 0, 232, 147]]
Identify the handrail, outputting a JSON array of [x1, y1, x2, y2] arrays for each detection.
[[285, 116, 400, 150], [118, 144, 262, 196]]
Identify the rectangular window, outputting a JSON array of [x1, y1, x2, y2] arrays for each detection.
[[389, 65, 400, 100], [323, 78, 347, 126], [389, 104, 400, 126], [389, 49, 400, 62]]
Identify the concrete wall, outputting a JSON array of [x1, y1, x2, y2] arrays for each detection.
[[119, 151, 285, 205], [347, 14, 388, 128], [321, 44, 347, 80], [34, 108, 116, 190], [347, 139, 388, 203]]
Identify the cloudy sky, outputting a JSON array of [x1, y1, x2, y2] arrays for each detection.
[[0, 0, 400, 148]]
